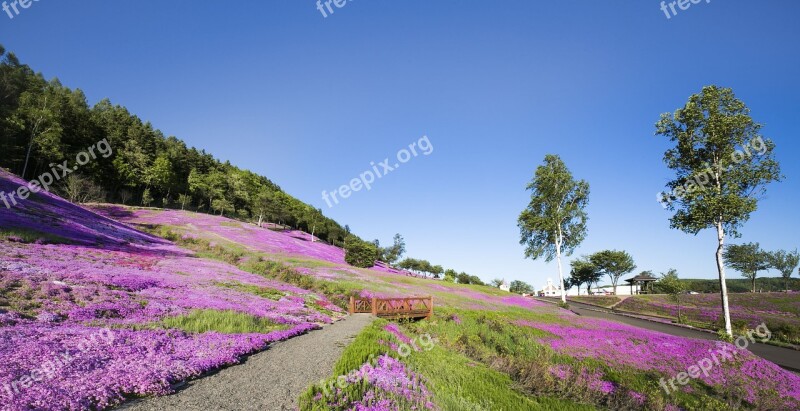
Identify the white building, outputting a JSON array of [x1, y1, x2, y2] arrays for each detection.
[[564, 284, 641, 296], [499, 280, 510, 292], [539, 278, 560, 297]]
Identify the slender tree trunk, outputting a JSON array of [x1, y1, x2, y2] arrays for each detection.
[[752, 276, 756, 293], [555, 231, 566, 304], [716, 221, 733, 337]]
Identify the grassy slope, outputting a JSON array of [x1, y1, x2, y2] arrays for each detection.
[[95, 206, 800, 410]]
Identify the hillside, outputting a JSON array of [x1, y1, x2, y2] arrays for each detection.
[[3, 168, 800, 410], [0, 169, 340, 408]]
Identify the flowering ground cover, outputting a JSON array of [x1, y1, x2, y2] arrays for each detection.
[[392, 308, 800, 410], [615, 293, 800, 344], [4, 167, 799, 410], [90, 205, 550, 313], [0, 170, 341, 409], [86, 203, 800, 409]]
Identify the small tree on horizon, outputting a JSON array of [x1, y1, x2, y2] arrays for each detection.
[[769, 249, 800, 292], [518, 154, 590, 303], [382, 233, 406, 265], [724, 242, 771, 293], [590, 250, 636, 295], [658, 268, 686, 323], [655, 85, 782, 336]]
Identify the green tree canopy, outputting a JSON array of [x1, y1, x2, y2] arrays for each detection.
[[724, 243, 771, 293], [518, 154, 590, 303], [589, 250, 636, 295], [656, 85, 783, 336], [509, 280, 534, 295], [569, 257, 602, 295], [769, 249, 800, 292]]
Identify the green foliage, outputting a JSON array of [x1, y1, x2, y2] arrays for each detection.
[[518, 154, 590, 302], [655, 85, 782, 237], [509, 280, 534, 294], [443, 269, 457, 283], [724, 243, 770, 292], [589, 250, 636, 294], [656, 85, 783, 336], [344, 240, 379, 268], [162, 309, 286, 334], [518, 154, 590, 262], [657, 269, 686, 323], [382, 233, 406, 264], [141, 188, 153, 207], [768, 249, 800, 291], [569, 257, 602, 295]]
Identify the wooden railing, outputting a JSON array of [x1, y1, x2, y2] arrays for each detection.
[[349, 296, 433, 320]]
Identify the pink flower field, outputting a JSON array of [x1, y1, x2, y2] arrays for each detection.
[[0, 170, 341, 409], [4, 167, 800, 410]]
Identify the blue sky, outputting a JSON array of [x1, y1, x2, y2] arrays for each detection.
[[2, 0, 799, 288]]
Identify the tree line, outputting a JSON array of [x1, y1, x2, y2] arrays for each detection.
[[0, 46, 354, 246]]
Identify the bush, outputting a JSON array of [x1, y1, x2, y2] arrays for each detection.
[[345, 240, 379, 268]]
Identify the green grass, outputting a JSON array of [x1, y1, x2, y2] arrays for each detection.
[[162, 309, 286, 334], [408, 345, 595, 411], [215, 281, 285, 300], [1, 227, 74, 245], [568, 295, 622, 308], [301, 319, 596, 411]]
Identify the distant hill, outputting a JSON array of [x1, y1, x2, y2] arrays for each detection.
[[680, 277, 800, 293]]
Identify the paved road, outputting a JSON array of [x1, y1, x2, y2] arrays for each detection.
[[558, 299, 800, 373], [118, 314, 375, 411]]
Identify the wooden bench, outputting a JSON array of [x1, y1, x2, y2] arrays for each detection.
[[348, 296, 433, 320]]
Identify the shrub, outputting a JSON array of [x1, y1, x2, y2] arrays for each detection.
[[345, 240, 379, 268]]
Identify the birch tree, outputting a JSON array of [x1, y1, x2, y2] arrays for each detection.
[[518, 155, 590, 304], [655, 86, 782, 336]]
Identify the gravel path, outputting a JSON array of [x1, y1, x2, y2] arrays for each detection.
[[118, 314, 374, 411]]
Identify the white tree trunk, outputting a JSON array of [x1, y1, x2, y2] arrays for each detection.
[[555, 233, 567, 304], [716, 221, 733, 337]]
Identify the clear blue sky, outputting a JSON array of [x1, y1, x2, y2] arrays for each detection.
[[2, 1, 799, 288]]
